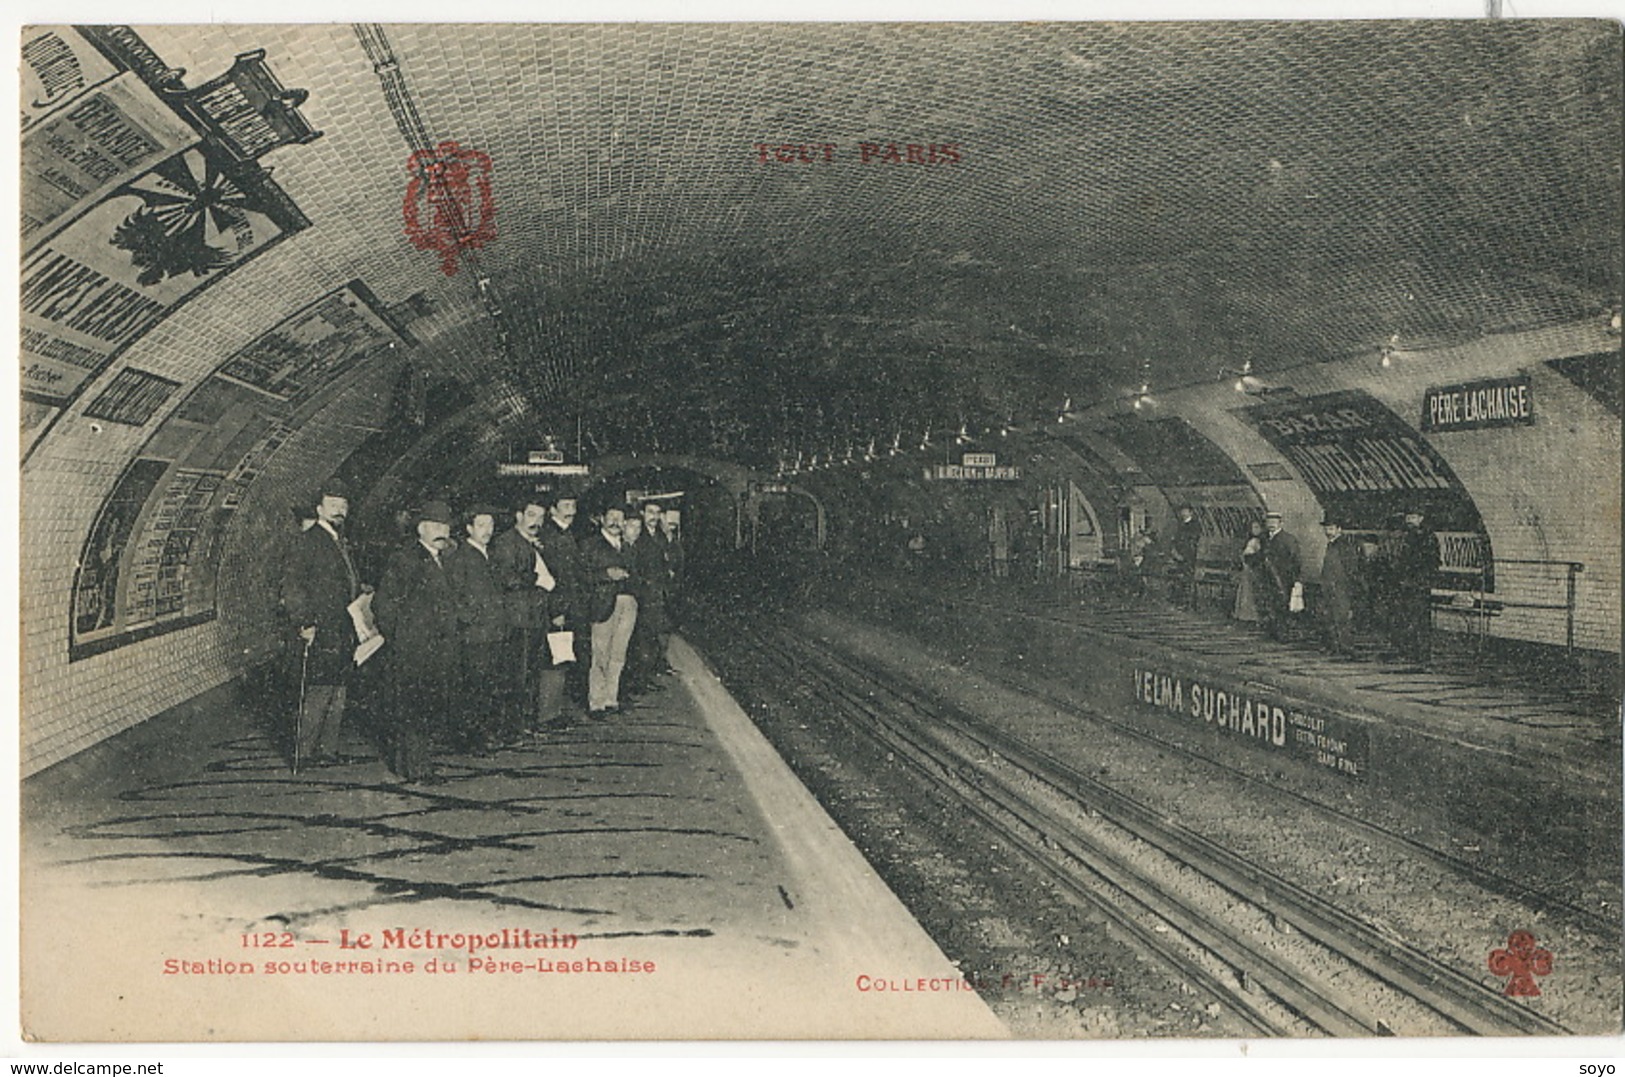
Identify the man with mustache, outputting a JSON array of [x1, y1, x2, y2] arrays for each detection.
[[279, 477, 363, 767], [491, 497, 558, 740]]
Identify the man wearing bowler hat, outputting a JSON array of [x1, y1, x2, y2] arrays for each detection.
[[1259, 510, 1301, 642], [372, 500, 459, 782], [279, 476, 363, 767], [1317, 515, 1361, 656]]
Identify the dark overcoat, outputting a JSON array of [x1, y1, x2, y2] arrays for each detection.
[[280, 524, 361, 685], [372, 541, 457, 685], [490, 526, 554, 630], [446, 540, 511, 646]]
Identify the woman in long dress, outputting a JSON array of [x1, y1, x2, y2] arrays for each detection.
[[1233, 518, 1265, 623]]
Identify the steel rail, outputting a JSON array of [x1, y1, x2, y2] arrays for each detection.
[[868, 583, 1620, 943], [724, 632, 1304, 1036], [774, 623, 1572, 1038]]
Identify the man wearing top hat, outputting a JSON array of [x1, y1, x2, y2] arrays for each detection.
[[1259, 510, 1301, 642], [372, 500, 458, 782], [279, 476, 363, 766], [1317, 515, 1362, 656]]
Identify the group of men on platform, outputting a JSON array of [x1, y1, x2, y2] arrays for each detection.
[[1247, 507, 1439, 663], [280, 478, 683, 783]]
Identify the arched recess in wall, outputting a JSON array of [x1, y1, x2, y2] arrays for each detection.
[[1231, 388, 1494, 592], [1026, 435, 1125, 568], [1041, 432, 1150, 562], [1088, 412, 1268, 566]]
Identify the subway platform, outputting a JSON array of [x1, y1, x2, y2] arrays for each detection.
[[828, 568, 1623, 903], [20, 638, 1007, 1042]]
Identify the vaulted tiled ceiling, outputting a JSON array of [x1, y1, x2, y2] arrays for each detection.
[[123, 20, 1622, 472]]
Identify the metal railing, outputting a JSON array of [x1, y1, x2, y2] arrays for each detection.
[[1439, 558, 1586, 652]]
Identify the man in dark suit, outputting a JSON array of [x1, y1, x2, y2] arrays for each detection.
[[1170, 505, 1203, 609], [631, 500, 676, 678], [1390, 508, 1440, 664], [491, 498, 560, 736], [280, 477, 363, 767], [1260, 511, 1302, 642], [372, 501, 458, 783], [446, 504, 510, 753], [539, 493, 589, 720], [1317, 517, 1362, 656]]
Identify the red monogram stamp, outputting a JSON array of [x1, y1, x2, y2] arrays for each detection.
[[403, 140, 496, 276], [1488, 930, 1553, 997]]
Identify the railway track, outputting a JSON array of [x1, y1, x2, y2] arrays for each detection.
[[717, 613, 1573, 1038], [872, 585, 1622, 944]]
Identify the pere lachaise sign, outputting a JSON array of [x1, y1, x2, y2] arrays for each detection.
[[1422, 375, 1535, 433]]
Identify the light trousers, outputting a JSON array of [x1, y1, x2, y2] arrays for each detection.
[[588, 594, 638, 711]]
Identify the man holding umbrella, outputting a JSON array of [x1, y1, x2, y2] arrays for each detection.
[[279, 477, 363, 768]]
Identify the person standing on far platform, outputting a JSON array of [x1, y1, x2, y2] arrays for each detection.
[[1170, 505, 1203, 609], [1232, 518, 1265, 625], [371, 501, 458, 783], [1317, 516, 1361, 656], [1390, 508, 1440, 665], [280, 478, 363, 767], [1260, 511, 1301, 642]]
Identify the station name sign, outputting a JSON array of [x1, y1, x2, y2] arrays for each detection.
[[924, 454, 1020, 481], [1131, 665, 1369, 780], [1422, 375, 1533, 433], [497, 462, 589, 477]]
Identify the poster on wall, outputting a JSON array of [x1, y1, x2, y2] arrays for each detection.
[[66, 282, 410, 660], [69, 457, 171, 643], [1237, 388, 1493, 588], [19, 25, 314, 420]]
